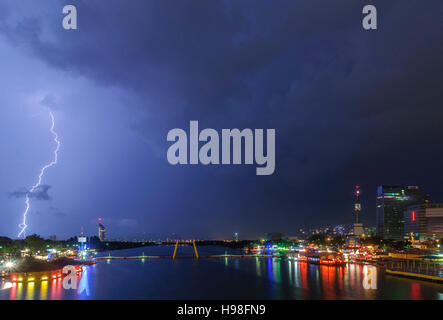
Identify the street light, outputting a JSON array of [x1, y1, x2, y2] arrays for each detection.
[[5, 261, 14, 269]]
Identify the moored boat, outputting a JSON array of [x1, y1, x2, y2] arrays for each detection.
[[298, 249, 345, 266]]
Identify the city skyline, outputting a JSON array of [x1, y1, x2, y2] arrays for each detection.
[[1, 184, 439, 241]]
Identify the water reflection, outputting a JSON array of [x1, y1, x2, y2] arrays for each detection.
[[77, 267, 90, 298], [50, 279, 62, 300], [15, 282, 23, 300], [267, 258, 273, 282], [320, 265, 336, 299], [410, 282, 422, 300], [255, 257, 261, 277], [40, 280, 48, 300], [25, 282, 35, 300], [219, 256, 442, 300], [0, 246, 442, 300]]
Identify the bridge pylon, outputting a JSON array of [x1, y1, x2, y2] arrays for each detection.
[[172, 240, 199, 259]]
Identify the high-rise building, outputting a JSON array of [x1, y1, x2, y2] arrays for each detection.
[[363, 226, 377, 237], [376, 185, 425, 240], [98, 218, 106, 241], [404, 203, 443, 240]]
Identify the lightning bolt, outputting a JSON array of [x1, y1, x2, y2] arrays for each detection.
[[18, 111, 60, 238]]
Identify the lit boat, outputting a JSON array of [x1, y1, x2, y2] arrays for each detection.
[[298, 249, 345, 265]]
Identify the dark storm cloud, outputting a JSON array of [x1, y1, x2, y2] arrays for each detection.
[[40, 93, 59, 110], [1, 0, 443, 234], [49, 206, 67, 218], [9, 185, 52, 201], [33, 207, 66, 218], [1, 0, 362, 115]]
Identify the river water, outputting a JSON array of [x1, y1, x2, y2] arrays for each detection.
[[1, 246, 442, 300]]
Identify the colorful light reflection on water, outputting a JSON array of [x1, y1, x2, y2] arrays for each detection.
[[0, 246, 442, 300]]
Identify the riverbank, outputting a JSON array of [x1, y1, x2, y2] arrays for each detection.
[[1, 257, 94, 275], [386, 269, 443, 282]]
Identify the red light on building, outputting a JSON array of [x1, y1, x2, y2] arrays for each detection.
[[412, 211, 416, 222]]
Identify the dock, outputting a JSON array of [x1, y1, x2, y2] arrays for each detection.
[[385, 258, 443, 283], [95, 254, 282, 260]]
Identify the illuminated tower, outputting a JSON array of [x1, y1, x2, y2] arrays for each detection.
[[355, 186, 361, 223], [353, 186, 364, 236], [98, 218, 106, 241], [78, 226, 87, 252]]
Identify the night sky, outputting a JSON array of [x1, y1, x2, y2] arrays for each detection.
[[0, 0, 442, 240]]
